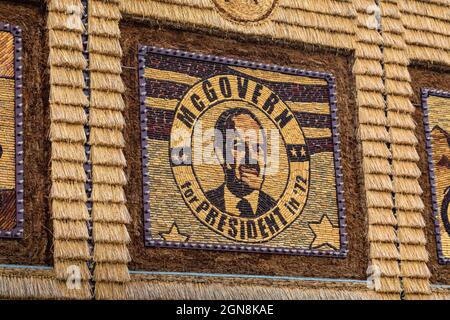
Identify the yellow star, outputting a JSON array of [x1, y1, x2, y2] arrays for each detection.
[[309, 215, 340, 250], [300, 146, 307, 157], [290, 147, 298, 157], [160, 222, 189, 242]]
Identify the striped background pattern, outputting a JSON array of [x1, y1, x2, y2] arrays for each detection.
[[144, 52, 334, 154]]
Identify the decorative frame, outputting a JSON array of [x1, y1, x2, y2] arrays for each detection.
[[0, 23, 24, 239], [138, 45, 348, 258], [422, 88, 450, 265]]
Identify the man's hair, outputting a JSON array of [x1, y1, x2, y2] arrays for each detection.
[[214, 107, 267, 164]]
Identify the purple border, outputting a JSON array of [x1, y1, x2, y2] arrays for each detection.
[[138, 45, 348, 258], [421, 88, 450, 265], [0, 23, 24, 239]]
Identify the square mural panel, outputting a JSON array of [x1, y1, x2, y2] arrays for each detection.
[[139, 46, 347, 257], [422, 89, 450, 264], [0, 23, 23, 238]]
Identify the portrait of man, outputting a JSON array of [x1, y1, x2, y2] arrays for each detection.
[[443, 186, 450, 236], [432, 125, 450, 237], [205, 107, 276, 218]]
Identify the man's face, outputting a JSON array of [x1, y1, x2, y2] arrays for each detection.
[[224, 113, 266, 195]]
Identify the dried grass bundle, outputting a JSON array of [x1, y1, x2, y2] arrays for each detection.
[[391, 144, 419, 161], [92, 166, 127, 185], [90, 146, 126, 166], [392, 160, 421, 178], [384, 64, 411, 82], [50, 122, 86, 143], [362, 141, 391, 158], [400, 244, 429, 262], [92, 203, 130, 224], [51, 142, 86, 163], [383, 48, 409, 66], [355, 43, 383, 60], [367, 208, 397, 225], [50, 67, 85, 88], [353, 59, 383, 76], [91, 90, 125, 110], [357, 29, 383, 45], [51, 104, 87, 125], [368, 225, 397, 242], [377, 277, 402, 294], [356, 75, 384, 92], [357, 92, 385, 109], [94, 263, 130, 282], [365, 173, 393, 191], [370, 242, 400, 260], [387, 95, 415, 113], [90, 53, 122, 74], [279, 0, 356, 17], [383, 32, 407, 50], [393, 177, 422, 195], [89, 35, 122, 57], [89, 17, 121, 37], [402, 14, 450, 37], [405, 30, 450, 50], [93, 222, 130, 243], [398, 227, 426, 245], [49, 48, 87, 69], [53, 239, 90, 260], [395, 194, 424, 211], [96, 282, 128, 300], [52, 161, 87, 182], [90, 108, 125, 129], [371, 259, 400, 277], [359, 124, 390, 142], [401, 261, 431, 278], [91, 0, 122, 19], [94, 243, 131, 263], [51, 181, 87, 201], [50, 86, 89, 106], [91, 184, 126, 203], [54, 220, 89, 240], [52, 199, 90, 221], [366, 190, 394, 208], [364, 157, 392, 175], [399, 0, 450, 24], [47, 11, 84, 33], [397, 210, 426, 228], [387, 112, 416, 129], [54, 261, 91, 281], [91, 72, 125, 93], [90, 127, 125, 147], [272, 8, 356, 34], [49, 30, 83, 51], [48, 0, 83, 13], [403, 278, 432, 294], [126, 276, 379, 300], [382, 17, 404, 35], [407, 46, 450, 66], [360, 108, 388, 126], [0, 273, 61, 299], [390, 127, 418, 145]]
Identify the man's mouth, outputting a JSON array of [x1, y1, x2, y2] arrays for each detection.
[[239, 164, 260, 176]]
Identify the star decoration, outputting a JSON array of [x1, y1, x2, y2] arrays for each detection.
[[300, 146, 307, 157], [308, 215, 340, 251], [160, 222, 189, 242], [290, 147, 298, 157]]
